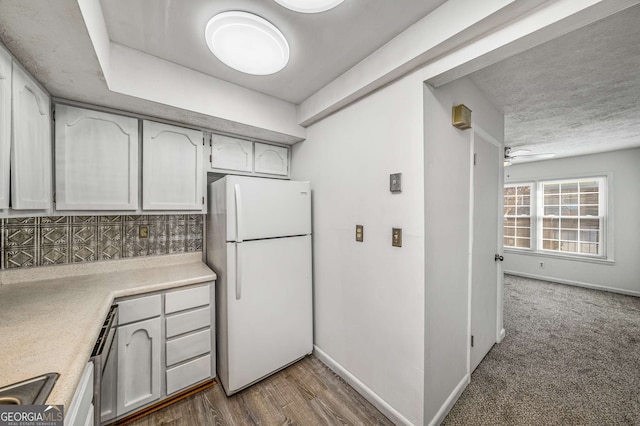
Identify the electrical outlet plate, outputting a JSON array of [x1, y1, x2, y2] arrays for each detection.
[[355, 225, 364, 242], [390, 173, 402, 193], [139, 225, 149, 239], [392, 228, 402, 247]]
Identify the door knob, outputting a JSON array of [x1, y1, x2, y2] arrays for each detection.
[[495, 254, 504, 262]]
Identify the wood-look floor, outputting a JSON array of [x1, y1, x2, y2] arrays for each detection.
[[129, 356, 394, 426]]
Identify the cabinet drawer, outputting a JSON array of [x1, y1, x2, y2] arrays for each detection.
[[165, 285, 210, 314], [166, 354, 211, 395], [166, 329, 211, 367], [118, 294, 162, 325], [166, 306, 211, 338]]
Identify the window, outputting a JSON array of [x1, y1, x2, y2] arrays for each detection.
[[503, 184, 531, 249], [503, 177, 606, 258], [539, 178, 604, 256]]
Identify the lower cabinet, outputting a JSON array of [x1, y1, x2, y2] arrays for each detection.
[[164, 285, 214, 396], [65, 362, 94, 426], [109, 282, 215, 422], [116, 317, 162, 416]]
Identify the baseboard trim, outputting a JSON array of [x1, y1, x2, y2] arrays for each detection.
[[498, 328, 506, 343], [505, 271, 640, 297], [112, 379, 216, 425], [313, 345, 414, 426], [427, 374, 470, 426]]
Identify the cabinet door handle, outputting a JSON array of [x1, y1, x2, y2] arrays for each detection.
[[495, 254, 504, 262]]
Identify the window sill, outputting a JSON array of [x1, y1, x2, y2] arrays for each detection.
[[504, 248, 615, 265]]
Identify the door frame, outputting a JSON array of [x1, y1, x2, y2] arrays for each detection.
[[467, 124, 504, 376]]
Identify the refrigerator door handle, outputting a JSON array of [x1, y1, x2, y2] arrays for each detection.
[[235, 243, 242, 300], [234, 184, 243, 243]]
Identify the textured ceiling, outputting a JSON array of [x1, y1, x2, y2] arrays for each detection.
[[99, 0, 447, 103], [469, 4, 640, 161]]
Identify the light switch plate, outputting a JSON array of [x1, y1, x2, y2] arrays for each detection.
[[392, 228, 402, 247], [390, 173, 402, 193], [355, 225, 364, 242]]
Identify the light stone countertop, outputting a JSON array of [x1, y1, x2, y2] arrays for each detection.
[[0, 253, 216, 409]]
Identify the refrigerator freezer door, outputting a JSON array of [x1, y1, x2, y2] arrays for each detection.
[[224, 235, 312, 394], [225, 176, 311, 241]]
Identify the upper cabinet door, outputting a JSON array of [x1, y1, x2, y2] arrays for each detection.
[[0, 47, 11, 209], [55, 105, 139, 210], [254, 142, 289, 176], [142, 121, 203, 211], [210, 134, 253, 172], [11, 63, 51, 210]]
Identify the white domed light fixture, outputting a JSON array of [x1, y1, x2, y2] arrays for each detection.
[[273, 0, 344, 13], [205, 11, 290, 75]]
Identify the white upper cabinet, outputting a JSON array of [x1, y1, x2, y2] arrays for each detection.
[[55, 105, 139, 210], [210, 134, 253, 172], [254, 142, 289, 176], [11, 63, 51, 210], [142, 121, 203, 211], [0, 46, 10, 209]]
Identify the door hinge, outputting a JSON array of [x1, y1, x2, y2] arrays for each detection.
[[203, 136, 205, 146], [473, 153, 477, 165], [53, 192, 56, 203], [202, 196, 205, 205], [52, 109, 55, 121], [209, 154, 212, 163], [471, 335, 474, 347]]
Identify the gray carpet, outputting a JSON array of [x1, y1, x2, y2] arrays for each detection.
[[443, 274, 640, 425]]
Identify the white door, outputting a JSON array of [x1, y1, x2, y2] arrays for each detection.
[[11, 63, 51, 210], [225, 235, 312, 393], [0, 46, 10, 209], [55, 105, 138, 210], [117, 317, 161, 416], [470, 133, 500, 371], [224, 176, 311, 241], [142, 120, 203, 211]]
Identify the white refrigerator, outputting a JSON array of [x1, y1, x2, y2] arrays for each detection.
[[206, 175, 313, 395]]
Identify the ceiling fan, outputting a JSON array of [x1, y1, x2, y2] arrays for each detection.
[[504, 147, 555, 166]]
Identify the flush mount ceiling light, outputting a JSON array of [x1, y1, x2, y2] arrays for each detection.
[[205, 11, 289, 75], [273, 0, 344, 13]]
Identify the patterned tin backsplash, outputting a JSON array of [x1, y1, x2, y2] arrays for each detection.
[[0, 215, 203, 269]]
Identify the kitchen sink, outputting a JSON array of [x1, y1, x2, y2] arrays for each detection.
[[0, 373, 59, 405]]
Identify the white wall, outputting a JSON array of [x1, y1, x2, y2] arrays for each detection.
[[293, 72, 503, 425], [423, 77, 504, 425], [504, 148, 640, 296], [291, 71, 425, 425]]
